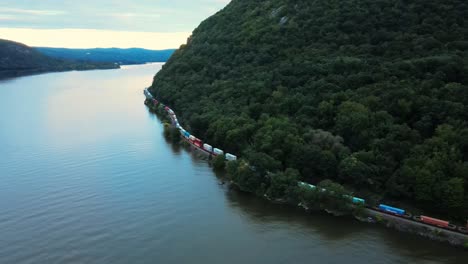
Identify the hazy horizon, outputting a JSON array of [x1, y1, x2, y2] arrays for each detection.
[[0, 0, 231, 49]]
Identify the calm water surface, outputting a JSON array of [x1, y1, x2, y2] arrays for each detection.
[[0, 64, 466, 264]]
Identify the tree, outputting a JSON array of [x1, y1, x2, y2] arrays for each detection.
[[266, 168, 300, 200]]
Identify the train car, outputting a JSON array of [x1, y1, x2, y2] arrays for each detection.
[[182, 131, 190, 138], [298, 181, 316, 189], [193, 138, 203, 148], [225, 153, 237, 161], [144, 89, 153, 99], [203, 143, 213, 152], [378, 204, 406, 216], [458, 227, 468, 234], [213, 148, 224, 156], [352, 197, 365, 205], [168, 109, 175, 115], [414, 216, 457, 230]]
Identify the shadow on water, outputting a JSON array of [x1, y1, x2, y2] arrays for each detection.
[[225, 187, 368, 240]]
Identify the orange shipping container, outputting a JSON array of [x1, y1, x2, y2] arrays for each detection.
[[420, 216, 449, 228]]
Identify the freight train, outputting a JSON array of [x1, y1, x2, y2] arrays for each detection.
[[298, 181, 468, 234], [144, 89, 237, 161], [145, 88, 467, 236]]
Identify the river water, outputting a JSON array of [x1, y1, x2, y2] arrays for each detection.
[[0, 64, 466, 264]]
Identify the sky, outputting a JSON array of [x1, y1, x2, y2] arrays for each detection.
[[0, 0, 231, 49]]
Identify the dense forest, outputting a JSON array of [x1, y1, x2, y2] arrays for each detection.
[[0, 39, 118, 79], [150, 0, 468, 220], [36, 47, 175, 65]]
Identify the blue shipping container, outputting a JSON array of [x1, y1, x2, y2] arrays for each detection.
[[352, 197, 365, 204], [379, 204, 405, 215], [183, 131, 190, 138]]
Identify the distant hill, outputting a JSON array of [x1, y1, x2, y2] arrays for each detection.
[[36, 47, 175, 65], [0, 39, 118, 79]]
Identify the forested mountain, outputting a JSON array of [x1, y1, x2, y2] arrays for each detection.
[[150, 0, 468, 219], [36, 47, 175, 65], [0, 39, 118, 79]]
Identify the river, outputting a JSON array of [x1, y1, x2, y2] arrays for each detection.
[[0, 63, 466, 264]]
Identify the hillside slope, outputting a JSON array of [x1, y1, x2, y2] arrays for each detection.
[[0, 39, 118, 79], [150, 0, 468, 219], [36, 47, 175, 65]]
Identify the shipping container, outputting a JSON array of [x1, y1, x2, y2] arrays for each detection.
[[298, 181, 316, 189], [459, 226, 468, 234], [144, 89, 153, 99], [193, 138, 203, 148], [203, 144, 213, 152], [378, 204, 405, 215], [352, 197, 365, 205], [418, 216, 456, 229], [183, 131, 190, 138], [225, 153, 237, 161], [213, 148, 224, 155], [169, 109, 175, 115]]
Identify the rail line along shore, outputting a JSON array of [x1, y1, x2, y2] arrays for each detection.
[[144, 88, 468, 249]]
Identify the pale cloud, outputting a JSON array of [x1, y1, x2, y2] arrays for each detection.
[[0, 14, 15, 20], [0, 27, 190, 49], [0, 7, 66, 16], [108, 13, 161, 19]]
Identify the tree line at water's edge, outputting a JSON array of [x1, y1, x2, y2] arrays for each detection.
[[150, 0, 468, 221]]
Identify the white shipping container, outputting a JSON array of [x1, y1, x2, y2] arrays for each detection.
[[213, 148, 224, 155], [225, 153, 237, 161], [189, 135, 195, 141], [203, 144, 213, 152]]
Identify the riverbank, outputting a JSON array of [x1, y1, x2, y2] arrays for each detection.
[[364, 209, 468, 248], [144, 93, 468, 250]]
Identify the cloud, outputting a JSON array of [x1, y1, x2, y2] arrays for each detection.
[[0, 8, 66, 16], [107, 12, 161, 19], [0, 1, 232, 36], [0, 14, 15, 20]]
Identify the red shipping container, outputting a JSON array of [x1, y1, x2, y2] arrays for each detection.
[[193, 139, 203, 148], [420, 216, 450, 228]]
